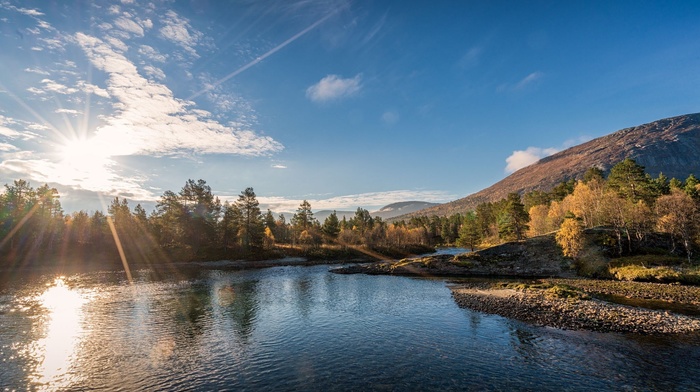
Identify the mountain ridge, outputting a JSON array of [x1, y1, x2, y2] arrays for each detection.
[[393, 112, 700, 219]]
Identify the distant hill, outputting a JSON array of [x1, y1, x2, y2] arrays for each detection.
[[312, 201, 438, 223], [394, 112, 700, 219], [314, 210, 355, 223], [371, 201, 439, 220]]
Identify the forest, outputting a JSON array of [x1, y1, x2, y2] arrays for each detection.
[[0, 158, 698, 268]]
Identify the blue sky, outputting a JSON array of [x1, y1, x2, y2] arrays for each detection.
[[1, 0, 699, 214]]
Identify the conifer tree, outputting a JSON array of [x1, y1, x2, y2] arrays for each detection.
[[236, 187, 263, 249], [322, 211, 340, 239], [498, 193, 530, 241]]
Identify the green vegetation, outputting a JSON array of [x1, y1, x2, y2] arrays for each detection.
[[609, 264, 700, 285]]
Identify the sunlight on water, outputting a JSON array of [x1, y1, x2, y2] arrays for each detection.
[[1, 265, 700, 390], [31, 277, 91, 390]]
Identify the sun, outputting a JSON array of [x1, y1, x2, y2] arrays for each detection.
[[54, 137, 117, 189], [60, 138, 111, 170]]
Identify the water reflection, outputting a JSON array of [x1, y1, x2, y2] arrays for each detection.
[[32, 277, 90, 389], [1, 266, 700, 390]]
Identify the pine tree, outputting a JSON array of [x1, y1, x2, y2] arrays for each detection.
[[236, 187, 263, 249], [498, 193, 530, 241], [292, 200, 315, 232], [322, 211, 340, 239], [606, 158, 654, 204], [456, 212, 481, 251]]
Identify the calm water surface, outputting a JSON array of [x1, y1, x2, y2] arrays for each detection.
[[1, 263, 700, 391]]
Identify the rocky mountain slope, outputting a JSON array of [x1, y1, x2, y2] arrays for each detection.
[[396, 112, 700, 218]]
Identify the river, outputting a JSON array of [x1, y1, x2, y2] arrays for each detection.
[[1, 263, 700, 391]]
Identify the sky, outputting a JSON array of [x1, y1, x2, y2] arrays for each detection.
[[1, 0, 700, 215]]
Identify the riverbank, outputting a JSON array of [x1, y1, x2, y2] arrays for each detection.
[[332, 234, 572, 277], [450, 279, 700, 334]]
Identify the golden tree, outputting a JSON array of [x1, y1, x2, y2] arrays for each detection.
[[556, 217, 585, 259]]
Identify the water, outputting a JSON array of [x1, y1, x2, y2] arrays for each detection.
[[1, 264, 700, 391]]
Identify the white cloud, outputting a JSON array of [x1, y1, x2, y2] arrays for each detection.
[[40, 79, 78, 94], [0, 126, 21, 139], [24, 67, 50, 75], [272, 164, 287, 169], [138, 45, 167, 62], [77, 81, 110, 98], [27, 87, 45, 95], [143, 65, 165, 81], [38, 37, 65, 51], [0, 156, 156, 201], [254, 189, 454, 212], [504, 135, 593, 174], [55, 108, 82, 115], [114, 16, 144, 37], [159, 10, 202, 58], [14, 7, 44, 16], [505, 146, 559, 173], [306, 74, 362, 102], [514, 71, 543, 90], [0, 143, 19, 152], [36, 20, 54, 31], [75, 32, 282, 157], [105, 36, 128, 52]]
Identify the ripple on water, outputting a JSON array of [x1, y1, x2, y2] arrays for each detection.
[[1, 265, 700, 391]]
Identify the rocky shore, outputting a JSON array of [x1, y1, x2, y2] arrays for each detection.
[[332, 234, 572, 277], [451, 279, 700, 334]]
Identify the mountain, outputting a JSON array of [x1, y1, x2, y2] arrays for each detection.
[[371, 201, 439, 220], [313, 210, 355, 223], [394, 112, 700, 219], [312, 202, 439, 223]]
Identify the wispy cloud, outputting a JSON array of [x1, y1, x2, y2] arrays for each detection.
[[55, 108, 82, 115], [24, 67, 50, 75], [515, 71, 544, 90], [40, 79, 78, 95], [138, 45, 168, 62], [497, 71, 544, 93], [381, 111, 399, 125], [458, 46, 482, 68], [77, 81, 110, 98], [0, 143, 19, 152], [189, 10, 336, 101], [159, 10, 202, 58], [272, 164, 287, 169], [306, 74, 362, 102], [4, 5, 44, 16], [114, 16, 145, 37]]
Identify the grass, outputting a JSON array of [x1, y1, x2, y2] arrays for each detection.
[[609, 265, 700, 285], [608, 254, 686, 268], [495, 281, 590, 300]]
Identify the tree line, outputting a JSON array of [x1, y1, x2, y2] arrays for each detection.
[[0, 179, 439, 267], [2, 158, 697, 267], [454, 158, 700, 262]]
